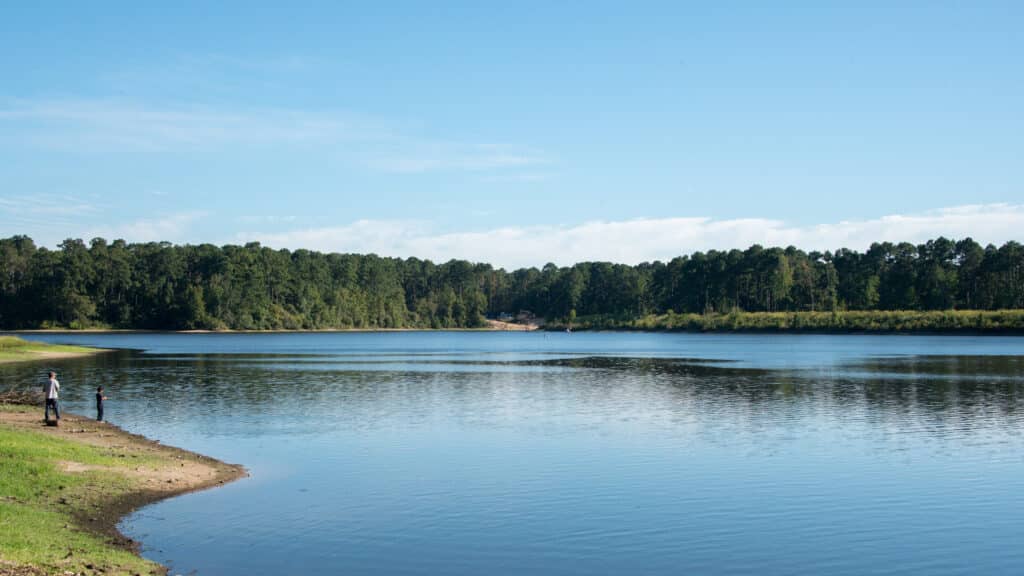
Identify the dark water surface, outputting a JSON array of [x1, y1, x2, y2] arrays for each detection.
[[6, 332, 1024, 575]]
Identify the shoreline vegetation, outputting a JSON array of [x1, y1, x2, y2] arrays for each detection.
[[0, 336, 109, 365], [7, 310, 1024, 334], [551, 309, 1024, 333], [7, 318, 540, 334], [0, 405, 246, 576]]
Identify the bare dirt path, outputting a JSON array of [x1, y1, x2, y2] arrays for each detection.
[[1, 409, 244, 491], [484, 319, 540, 331]]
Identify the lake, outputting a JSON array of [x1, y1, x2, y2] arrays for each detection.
[[5, 332, 1024, 575]]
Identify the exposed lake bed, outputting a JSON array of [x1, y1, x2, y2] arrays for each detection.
[[5, 332, 1024, 575]]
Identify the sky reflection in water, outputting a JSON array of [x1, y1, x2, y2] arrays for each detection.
[[5, 332, 1024, 575]]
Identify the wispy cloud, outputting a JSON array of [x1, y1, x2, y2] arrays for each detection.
[[0, 194, 105, 240], [235, 214, 299, 225], [0, 99, 375, 150], [477, 171, 554, 183], [0, 194, 101, 218], [237, 204, 1024, 269], [373, 144, 551, 174], [0, 98, 551, 174]]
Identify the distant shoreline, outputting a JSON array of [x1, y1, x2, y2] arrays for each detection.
[[555, 326, 1024, 336], [6, 320, 541, 335], [10, 329, 496, 333], [548, 310, 1024, 335], [7, 310, 1024, 336]]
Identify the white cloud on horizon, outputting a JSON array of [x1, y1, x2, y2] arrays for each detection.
[[82, 211, 209, 245], [236, 204, 1024, 269], [6, 204, 1020, 268], [0, 204, 210, 248]]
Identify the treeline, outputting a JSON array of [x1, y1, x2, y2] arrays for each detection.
[[0, 235, 1022, 330], [547, 310, 1024, 333]]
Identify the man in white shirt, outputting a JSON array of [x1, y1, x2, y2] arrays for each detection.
[[44, 371, 60, 423]]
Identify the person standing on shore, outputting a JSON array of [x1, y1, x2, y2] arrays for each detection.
[[44, 371, 60, 423], [96, 386, 108, 422]]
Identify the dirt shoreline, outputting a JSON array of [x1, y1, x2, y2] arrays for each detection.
[[0, 407, 247, 575]]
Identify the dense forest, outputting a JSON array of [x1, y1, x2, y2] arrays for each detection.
[[0, 235, 1022, 330]]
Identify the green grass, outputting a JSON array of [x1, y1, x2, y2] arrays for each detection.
[[0, 415, 164, 575], [549, 309, 1024, 333], [0, 335, 101, 363], [0, 500, 147, 571]]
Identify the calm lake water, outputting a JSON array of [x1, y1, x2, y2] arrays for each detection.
[[6, 332, 1024, 575]]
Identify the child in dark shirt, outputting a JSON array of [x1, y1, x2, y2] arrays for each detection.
[[96, 386, 108, 422]]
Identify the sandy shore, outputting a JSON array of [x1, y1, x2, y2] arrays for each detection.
[[0, 407, 246, 575], [483, 319, 539, 331]]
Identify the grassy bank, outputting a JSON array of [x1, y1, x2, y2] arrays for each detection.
[[549, 309, 1024, 333], [0, 406, 245, 575], [0, 336, 106, 365]]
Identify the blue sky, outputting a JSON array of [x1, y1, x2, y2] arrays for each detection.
[[1, 1, 1021, 267]]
